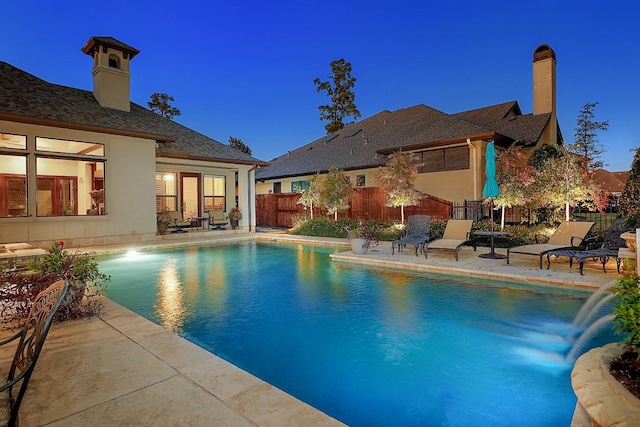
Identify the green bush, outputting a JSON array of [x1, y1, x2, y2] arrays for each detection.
[[290, 217, 400, 241], [612, 269, 640, 357]]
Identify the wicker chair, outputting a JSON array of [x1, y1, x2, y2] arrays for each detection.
[[0, 280, 68, 427], [391, 215, 431, 256]]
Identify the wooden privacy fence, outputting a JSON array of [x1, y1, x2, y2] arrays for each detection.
[[255, 187, 453, 228]]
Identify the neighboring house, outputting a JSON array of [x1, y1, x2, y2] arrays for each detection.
[[256, 44, 562, 204], [593, 169, 628, 204], [0, 36, 266, 247]]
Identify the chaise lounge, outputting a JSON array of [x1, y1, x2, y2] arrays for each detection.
[[506, 221, 595, 269], [391, 214, 431, 256], [424, 219, 475, 261], [545, 218, 630, 275]]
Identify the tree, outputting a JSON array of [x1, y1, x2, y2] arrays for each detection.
[[297, 173, 324, 219], [321, 166, 352, 220], [376, 151, 424, 223], [532, 145, 603, 221], [495, 146, 537, 228], [228, 136, 252, 155], [619, 147, 640, 228], [570, 102, 609, 174], [314, 58, 361, 134], [148, 93, 181, 120]]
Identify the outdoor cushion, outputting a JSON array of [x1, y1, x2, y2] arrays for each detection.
[[424, 219, 476, 261]]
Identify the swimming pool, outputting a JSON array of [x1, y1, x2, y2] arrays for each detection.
[[100, 241, 616, 426]]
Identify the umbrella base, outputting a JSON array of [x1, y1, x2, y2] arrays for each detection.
[[479, 252, 506, 259]]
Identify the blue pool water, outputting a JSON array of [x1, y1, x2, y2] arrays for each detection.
[[100, 242, 616, 426]]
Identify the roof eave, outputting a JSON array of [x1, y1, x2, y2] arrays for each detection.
[[156, 151, 269, 166], [0, 112, 176, 143]]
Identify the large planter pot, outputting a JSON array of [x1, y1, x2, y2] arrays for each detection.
[[62, 281, 86, 311], [157, 222, 169, 235], [621, 231, 637, 252], [571, 344, 640, 426], [351, 238, 369, 254], [230, 219, 239, 229]]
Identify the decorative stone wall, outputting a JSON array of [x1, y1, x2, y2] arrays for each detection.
[[571, 344, 640, 426]]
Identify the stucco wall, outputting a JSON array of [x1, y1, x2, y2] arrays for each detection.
[[0, 120, 157, 247]]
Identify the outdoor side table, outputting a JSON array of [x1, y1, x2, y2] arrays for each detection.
[[474, 231, 510, 259]]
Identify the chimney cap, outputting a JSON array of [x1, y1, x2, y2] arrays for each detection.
[[81, 36, 140, 59], [533, 44, 556, 62]]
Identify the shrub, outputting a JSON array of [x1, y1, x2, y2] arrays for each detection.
[[612, 268, 640, 358]]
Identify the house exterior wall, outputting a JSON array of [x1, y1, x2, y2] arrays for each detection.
[[255, 140, 487, 204], [156, 158, 256, 232], [0, 120, 157, 248]]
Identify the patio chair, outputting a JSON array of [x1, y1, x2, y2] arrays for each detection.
[[546, 218, 631, 275], [424, 219, 476, 261], [166, 211, 190, 233], [0, 280, 68, 427], [391, 215, 431, 256], [208, 210, 228, 230], [506, 221, 595, 269]]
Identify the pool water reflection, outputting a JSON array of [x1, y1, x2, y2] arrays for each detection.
[[100, 241, 616, 427]]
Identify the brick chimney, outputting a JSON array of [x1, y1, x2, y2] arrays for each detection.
[[81, 37, 140, 112]]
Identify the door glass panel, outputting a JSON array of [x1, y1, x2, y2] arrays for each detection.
[[182, 176, 198, 220]]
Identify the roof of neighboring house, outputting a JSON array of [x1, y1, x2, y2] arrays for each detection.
[[593, 169, 628, 194], [256, 101, 553, 180], [0, 61, 266, 165]]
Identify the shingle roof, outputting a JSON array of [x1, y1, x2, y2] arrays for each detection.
[[0, 61, 265, 165], [453, 101, 551, 146], [256, 101, 553, 180], [593, 169, 627, 194], [256, 105, 493, 180]]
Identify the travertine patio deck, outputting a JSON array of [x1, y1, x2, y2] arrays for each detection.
[[1, 230, 623, 426]]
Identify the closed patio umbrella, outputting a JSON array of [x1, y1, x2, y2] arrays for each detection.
[[482, 140, 500, 231]]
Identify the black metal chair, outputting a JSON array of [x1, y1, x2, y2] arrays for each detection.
[[0, 280, 68, 427], [546, 218, 630, 275], [391, 215, 431, 256]]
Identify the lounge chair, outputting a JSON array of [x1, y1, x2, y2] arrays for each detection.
[[208, 210, 228, 230], [506, 221, 595, 269], [424, 219, 476, 261], [0, 280, 68, 427], [545, 218, 630, 275], [391, 215, 431, 256]]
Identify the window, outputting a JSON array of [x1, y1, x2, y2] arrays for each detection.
[[35, 137, 106, 216], [273, 182, 282, 194], [203, 175, 225, 212], [156, 173, 177, 212], [418, 146, 469, 173], [0, 133, 28, 217], [291, 180, 310, 192], [108, 54, 120, 69], [356, 175, 366, 187]]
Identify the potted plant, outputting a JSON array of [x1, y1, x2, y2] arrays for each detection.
[[345, 221, 379, 254], [229, 207, 242, 229], [157, 210, 172, 235]]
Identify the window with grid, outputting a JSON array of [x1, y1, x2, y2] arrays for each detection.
[[203, 175, 225, 212], [156, 173, 177, 212]]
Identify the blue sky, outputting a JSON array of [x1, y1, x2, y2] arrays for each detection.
[[2, 0, 638, 172]]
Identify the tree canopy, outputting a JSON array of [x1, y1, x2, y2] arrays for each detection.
[[228, 136, 252, 155], [314, 58, 361, 134], [376, 151, 424, 223], [619, 147, 640, 227], [570, 102, 609, 174], [148, 93, 181, 120]]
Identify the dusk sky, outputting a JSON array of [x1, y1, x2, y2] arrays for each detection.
[[3, 1, 638, 172]]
